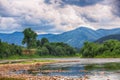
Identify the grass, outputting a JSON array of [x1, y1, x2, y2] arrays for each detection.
[[95, 54, 120, 58], [0, 59, 56, 65], [0, 54, 81, 64], [20, 59, 56, 64], [104, 62, 120, 70], [0, 77, 24, 80], [5, 54, 40, 60], [85, 62, 120, 71], [0, 54, 81, 60]]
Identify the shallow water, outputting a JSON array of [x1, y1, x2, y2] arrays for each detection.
[[35, 62, 120, 78], [13, 59, 120, 80]]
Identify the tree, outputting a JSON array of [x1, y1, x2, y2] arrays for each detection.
[[0, 39, 1, 44], [38, 47, 49, 56], [80, 42, 99, 58], [41, 38, 49, 46], [36, 40, 41, 48], [55, 46, 64, 56], [22, 28, 37, 49]]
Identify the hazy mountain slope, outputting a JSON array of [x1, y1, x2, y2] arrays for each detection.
[[97, 28, 120, 36], [47, 27, 120, 47], [0, 32, 55, 45], [48, 27, 101, 47], [95, 34, 120, 43], [0, 32, 23, 45]]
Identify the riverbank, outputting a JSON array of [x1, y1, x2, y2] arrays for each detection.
[[0, 58, 120, 80], [0, 60, 87, 80], [1, 58, 120, 64]]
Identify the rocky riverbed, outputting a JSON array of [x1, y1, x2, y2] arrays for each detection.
[[0, 62, 88, 80], [0, 58, 120, 80]]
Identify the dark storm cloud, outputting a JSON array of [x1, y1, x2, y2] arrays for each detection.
[[20, 18, 55, 32], [45, 0, 104, 7], [0, 3, 9, 17], [112, 0, 120, 17], [0, 0, 17, 17], [82, 14, 98, 23]]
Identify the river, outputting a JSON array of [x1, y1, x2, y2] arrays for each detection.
[[12, 58, 120, 80]]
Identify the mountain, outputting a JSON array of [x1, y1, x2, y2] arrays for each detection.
[[47, 27, 101, 47], [38, 34, 56, 39], [95, 34, 120, 43], [97, 28, 120, 36], [0, 27, 120, 47], [0, 32, 55, 46], [0, 32, 23, 45], [47, 27, 120, 47]]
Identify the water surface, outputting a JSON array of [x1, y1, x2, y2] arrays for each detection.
[[13, 58, 120, 80]]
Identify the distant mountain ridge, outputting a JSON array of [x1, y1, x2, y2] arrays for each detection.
[[0, 32, 23, 45], [95, 34, 120, 43], [0, 27, 120, 48]]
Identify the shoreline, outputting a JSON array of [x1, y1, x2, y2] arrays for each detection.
[[0, 60, 86, 80], [1, 58, 120, 64], [0, 58, 120, 80]]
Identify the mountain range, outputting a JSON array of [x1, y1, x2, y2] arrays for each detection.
[[0, 27, 120, 48], [95, 34, 120, 43]]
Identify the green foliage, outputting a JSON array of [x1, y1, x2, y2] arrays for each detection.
[[80, 39, 120, 58], [0, 41, 22, 59], [85, 62, 120, 71], [37, 42, 76, 56], [36, 40, 41, 47], [41, 38, 49, 47], [22, 28, 37, 49], [37, 46, 49, 56]]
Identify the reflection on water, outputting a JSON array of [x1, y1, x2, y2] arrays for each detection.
[[36, 62, 120, 77], [37, 63, 88, 77], [15, 62, 120, 79]]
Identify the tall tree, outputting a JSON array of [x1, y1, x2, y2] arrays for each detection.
[[22, 28, 37, 48]]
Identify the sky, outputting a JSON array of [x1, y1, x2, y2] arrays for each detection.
[[0, 0, 120, 34]]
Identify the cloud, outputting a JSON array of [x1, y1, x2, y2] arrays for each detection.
[[0, 0, 120, 34], [45, 0, 104, 7], [0, 17, 21, 33], [0, 0, 11, 17], [111, 0, 120, 17]]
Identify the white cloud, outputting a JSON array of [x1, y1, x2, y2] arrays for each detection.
[[0, 0, 120, 33], [0, 17, 21, 32]]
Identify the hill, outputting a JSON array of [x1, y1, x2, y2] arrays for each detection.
[[0, 32, 23, 45], [47, 27, 101, 47], [95, 34, 120, 43], [46, 27, 120, 47]]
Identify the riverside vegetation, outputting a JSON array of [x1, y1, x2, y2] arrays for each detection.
[[80, 40, 120, 58], [0, 28, 120, 59]]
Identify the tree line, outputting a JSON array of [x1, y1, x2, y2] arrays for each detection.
[[0, 39, 22, 58], [80, 40, 120, 58]]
